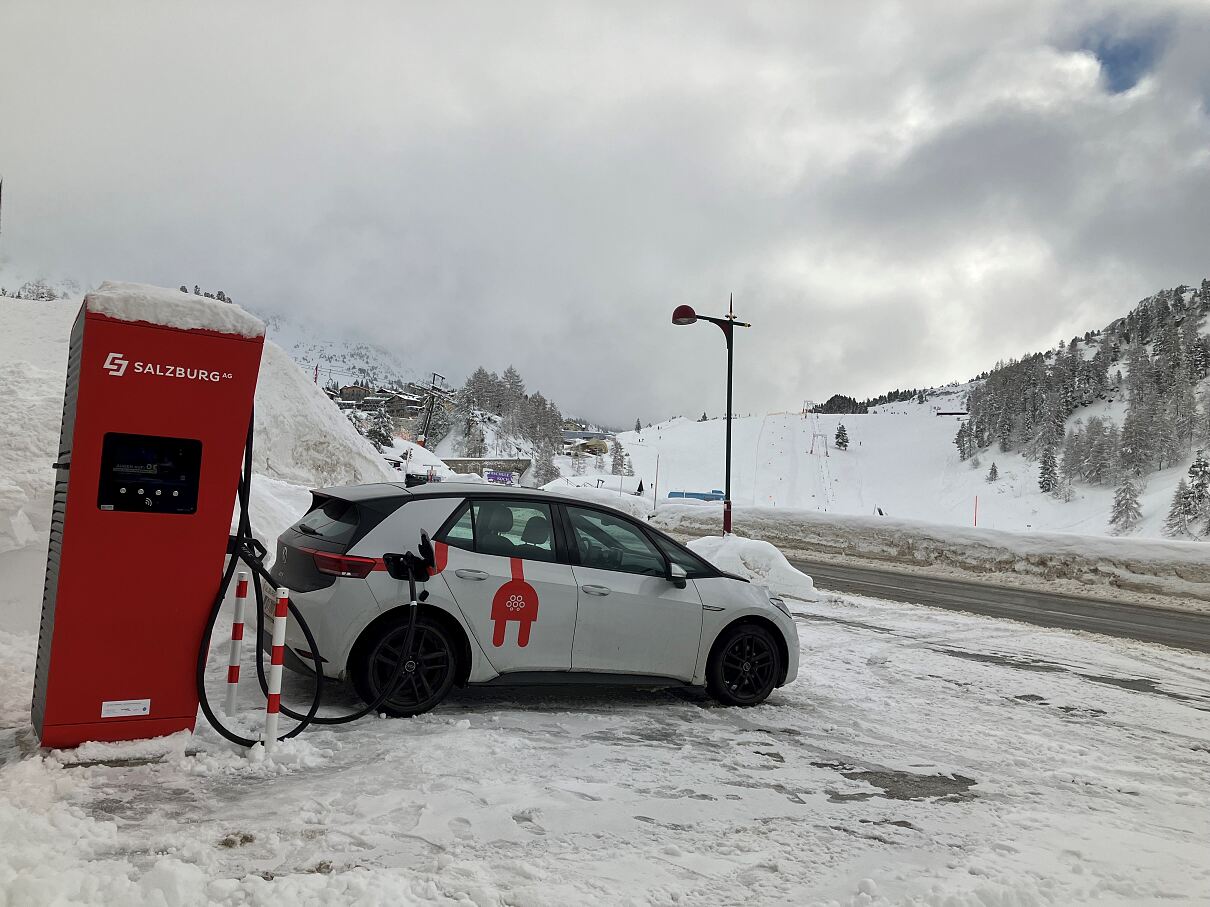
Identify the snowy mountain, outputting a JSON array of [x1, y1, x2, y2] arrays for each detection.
[[0, 257, 81, 302], [619, 281, 1210, 541], [254, 308, 419, 390]]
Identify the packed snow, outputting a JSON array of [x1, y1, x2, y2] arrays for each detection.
[[84, 281, 265, 338], [687, 535, 820, 602]]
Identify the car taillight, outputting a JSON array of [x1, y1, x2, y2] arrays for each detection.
[[306, 548, 379, 578]]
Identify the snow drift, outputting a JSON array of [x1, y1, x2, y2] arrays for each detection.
[[687, 535, 819, 601]]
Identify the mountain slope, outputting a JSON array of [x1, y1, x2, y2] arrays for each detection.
[[620, 281, 1210, 541]]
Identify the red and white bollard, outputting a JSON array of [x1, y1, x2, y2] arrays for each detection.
[[223, 571, 250, 716], [263, 586, 290, 755]]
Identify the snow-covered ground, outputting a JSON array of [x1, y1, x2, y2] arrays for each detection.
[[2, 590, 1208, 904], [619, 392, 1204, 541]]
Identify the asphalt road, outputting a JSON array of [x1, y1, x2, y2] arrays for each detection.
[[789, 557, 1210, 654]]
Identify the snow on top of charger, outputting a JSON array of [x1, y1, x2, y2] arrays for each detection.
[[85, 281, 265, 338]]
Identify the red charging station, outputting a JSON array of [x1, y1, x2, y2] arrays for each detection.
[[32, 284, 265, 748]]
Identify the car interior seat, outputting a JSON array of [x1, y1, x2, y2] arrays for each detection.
[[516, 515, 552, 560], [477, 503, 516, 557]]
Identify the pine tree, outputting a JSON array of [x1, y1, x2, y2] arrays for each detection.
[[1187, 450, 1210, 520], [594, 454, 605, 472], [699, 412, 707, 422], [634, 418, 642, 434], [986, 462, 999, 483], [461, 422, 486, 458], [623, 454, 635, 477], [610, 440, 625, 475], [532, 441, 560, 486], [1163, 479, 1196, 538], [1038, 445, 1058, 493], [954, 422, 971, 460], [834, 423, 849, 450], [1109, 479, 1142, 535], [365, 408, 395, 452], [502, 365, 526, 408], [571, 452, 586, 475]]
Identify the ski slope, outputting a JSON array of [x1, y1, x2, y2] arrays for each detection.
[[620, 393, 1198, 540]]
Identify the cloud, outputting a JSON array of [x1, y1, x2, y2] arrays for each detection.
[[0, 0, 1208, 426]]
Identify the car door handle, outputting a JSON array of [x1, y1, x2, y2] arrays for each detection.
[[454, 569, 489, 581], [581, 584, 611, 596]]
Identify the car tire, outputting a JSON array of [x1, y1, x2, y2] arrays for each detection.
[[706, 623, 782, 706], [352, 613, 458, 718]]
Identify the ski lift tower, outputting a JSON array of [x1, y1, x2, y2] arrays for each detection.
[[807, 406, 829, 457]]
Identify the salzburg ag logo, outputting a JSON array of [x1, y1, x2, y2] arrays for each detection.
[[102, 352, 232, 383], [103, 352, 129, 377]]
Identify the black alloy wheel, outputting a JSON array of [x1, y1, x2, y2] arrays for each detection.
[[707, 624, 782, 706], [355, 615, 457, 717]]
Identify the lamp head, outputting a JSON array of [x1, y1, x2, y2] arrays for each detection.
[[671, 305, 698, 326]]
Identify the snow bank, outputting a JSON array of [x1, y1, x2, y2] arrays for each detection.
[[86, 281, 264, 338], [252, 340, 395, 489], [542, 483, 653, 521], [655, 504, 1210, 601], [548, 473, 644, 495], [382, 437, 457, 479], [687, 535, 819, 601]]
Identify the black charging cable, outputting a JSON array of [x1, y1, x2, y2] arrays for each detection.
[[196, 416, 427, 748]]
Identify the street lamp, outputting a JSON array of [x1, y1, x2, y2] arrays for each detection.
[[671, 294, 751, 535]]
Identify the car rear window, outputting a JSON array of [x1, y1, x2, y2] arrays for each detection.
[[294, 497, 361, 547]]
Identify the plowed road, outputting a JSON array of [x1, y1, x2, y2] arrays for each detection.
[[789, 557, 1210, 653]]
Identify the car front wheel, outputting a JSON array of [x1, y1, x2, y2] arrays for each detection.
[[352, 614, 458, 717], [706, 623, 782, 706]]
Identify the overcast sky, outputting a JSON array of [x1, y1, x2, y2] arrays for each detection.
[[2, 1, 1208, 426]]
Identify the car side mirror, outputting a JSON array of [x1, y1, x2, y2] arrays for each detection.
[[667, 563, 688, 589]]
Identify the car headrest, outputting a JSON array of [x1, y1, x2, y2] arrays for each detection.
[[479, 503, 513, 535], [521, 515, 550, 544]]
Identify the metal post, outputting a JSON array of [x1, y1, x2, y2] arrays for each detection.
[[223, 571, 250, 716], [652, 452, 660, 512], [724, 325, 734, 535], [263, 587, 290, 755]]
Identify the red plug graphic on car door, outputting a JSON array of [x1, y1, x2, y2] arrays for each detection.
[[491, 558, 539, 647]]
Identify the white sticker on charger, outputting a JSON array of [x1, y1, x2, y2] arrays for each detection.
[[100, 698, 151, 718]]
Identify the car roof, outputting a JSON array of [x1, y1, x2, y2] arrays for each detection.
[[408, 481, 593, 505], [315, 480, 629, 510]]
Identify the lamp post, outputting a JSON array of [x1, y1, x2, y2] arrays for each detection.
[[672, 294, 751, 535]]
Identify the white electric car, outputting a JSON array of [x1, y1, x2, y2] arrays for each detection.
[[267, 482, 799, 715]]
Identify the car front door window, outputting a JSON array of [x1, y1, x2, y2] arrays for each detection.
[[566, 506, 665, 576]]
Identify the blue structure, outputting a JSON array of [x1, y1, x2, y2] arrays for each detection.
[[667, 489, 725, 502]]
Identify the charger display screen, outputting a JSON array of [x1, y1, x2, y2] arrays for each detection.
[[97, 433, 202, 514]]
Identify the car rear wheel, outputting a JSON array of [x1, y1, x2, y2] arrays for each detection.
[[706, 623, 782, 706], [352, 614, 457, 717]]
